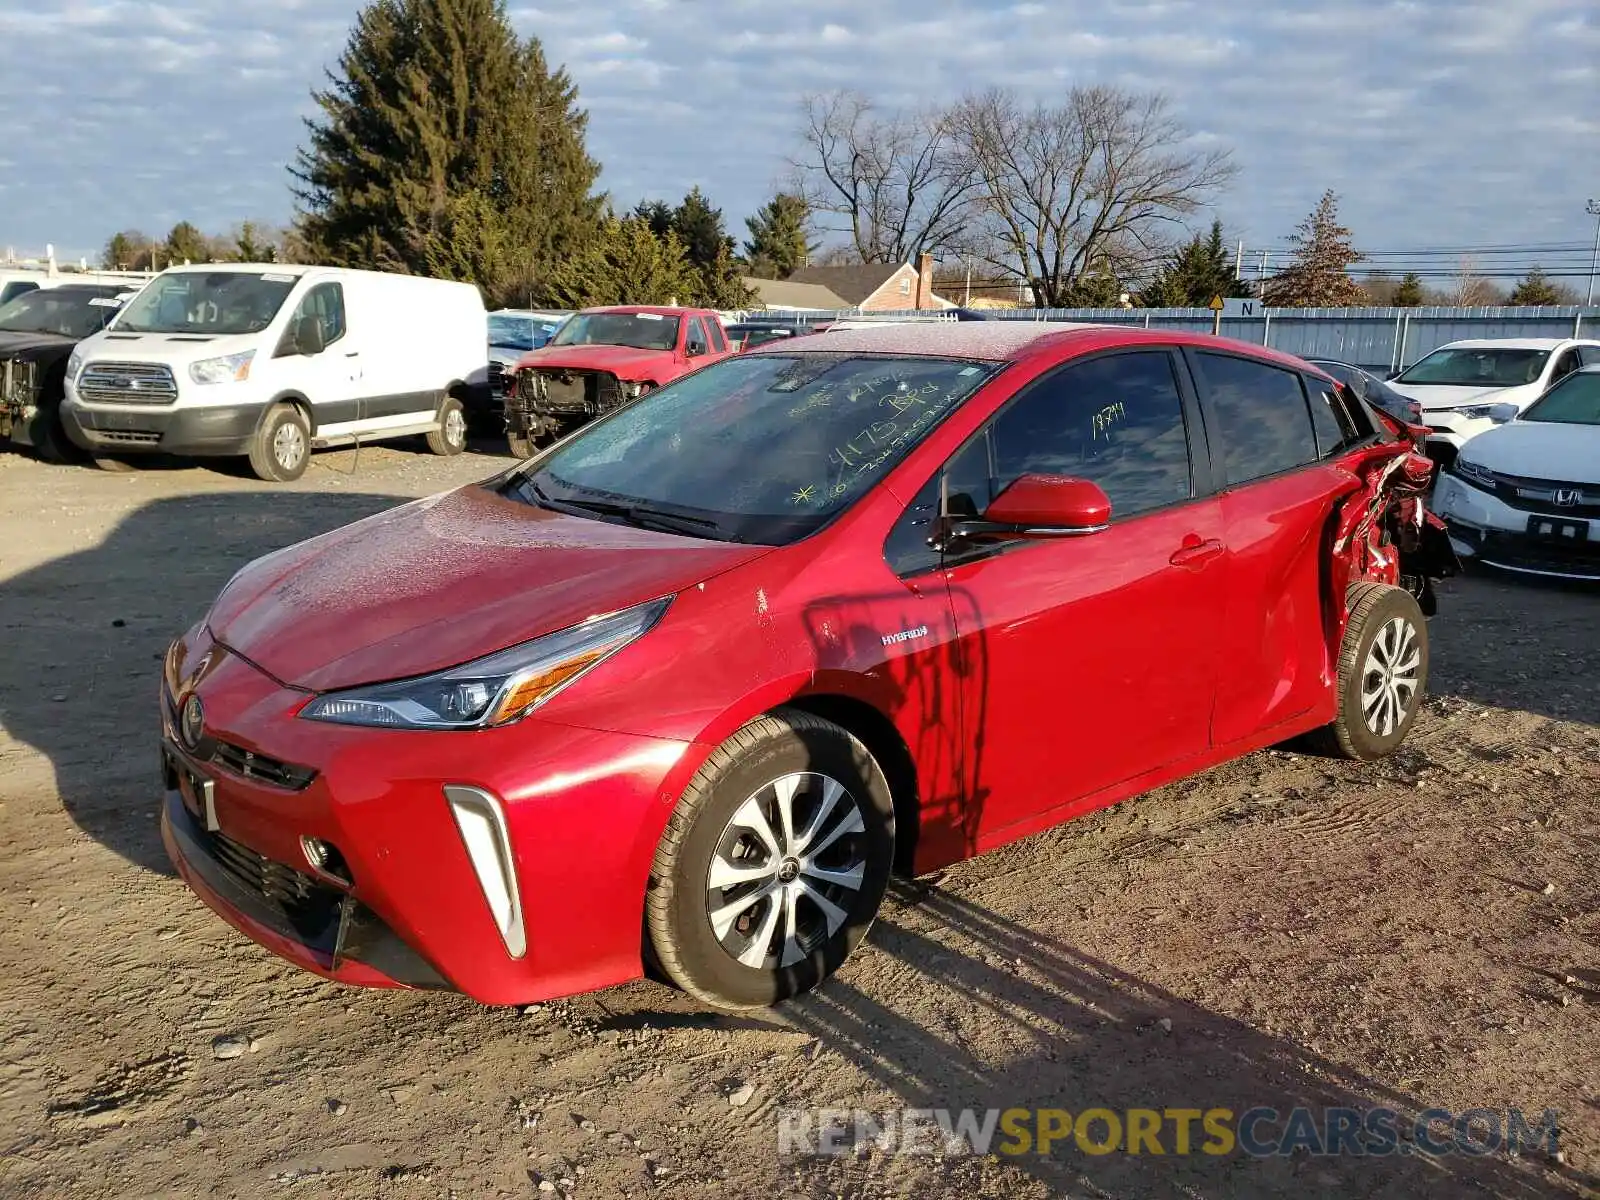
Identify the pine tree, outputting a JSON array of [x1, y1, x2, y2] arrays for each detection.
[[1138, 219, 1248, 306], [743, 193, 816, 279], [1393, 272, 1424, 307], [543, 216, 697, 307], [103, 231, 151, 270], [164, 221, 209, 265], [233, 222, 277, 263], [1262, 191, 1366, 307], [292, 0, 601, 305], [1507, 266, 1570, 306], [632, 200, 673, 241]]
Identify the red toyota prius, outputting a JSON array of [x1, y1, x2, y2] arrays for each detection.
[[160, 322, 1456, 1009]]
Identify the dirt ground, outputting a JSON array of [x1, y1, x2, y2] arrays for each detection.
[[1, 440, 1597, 1200]]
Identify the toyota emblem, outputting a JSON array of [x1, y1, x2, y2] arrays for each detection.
[[180, 693, 205, 750]]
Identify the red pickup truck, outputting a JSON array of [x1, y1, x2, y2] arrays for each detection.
[[504, 305, 733, 456]]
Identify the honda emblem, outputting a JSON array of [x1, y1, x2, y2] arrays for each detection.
[[1552, 488, 1580, 508]]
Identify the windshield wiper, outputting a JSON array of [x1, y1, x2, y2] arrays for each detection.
[[523, 479, 732, 541]]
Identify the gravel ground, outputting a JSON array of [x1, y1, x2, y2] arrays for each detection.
[[1, 442, 1597, 1199]]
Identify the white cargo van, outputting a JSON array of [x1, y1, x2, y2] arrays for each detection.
[[61, 263, 488, 481]]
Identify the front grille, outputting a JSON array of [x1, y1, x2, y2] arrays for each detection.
[[211, 739, 317, 791], [78, 361, 179, 406], [203, 827, 343, 940], [514, 369, 625, 416], [1459, 524, 1600, 579], [96, 430, 162, 445]]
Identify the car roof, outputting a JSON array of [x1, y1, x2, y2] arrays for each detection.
[[29, 283, 128, 296], [1433, 338, 1573, 351], [581, 305, 709, 317], [750, 320, 1118, 361]]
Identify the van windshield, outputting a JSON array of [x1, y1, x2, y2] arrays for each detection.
[[117, 272, 297, 335]]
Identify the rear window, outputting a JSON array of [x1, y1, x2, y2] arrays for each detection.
[[1196, 353, 1319, 485]]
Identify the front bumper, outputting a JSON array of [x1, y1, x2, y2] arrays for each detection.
[[1420, 412, 1497, 467], [1433, 472, 1600, 581], [62, 397, 261, 456], [160, 633, 698, 1005]]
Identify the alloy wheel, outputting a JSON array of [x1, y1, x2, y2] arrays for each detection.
[[704, 772, 867, 970], [1361, 615, 1420, 736], [444, 406, 466, 448]]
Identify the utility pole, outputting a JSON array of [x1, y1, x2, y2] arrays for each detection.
[[1587, 199, 1600, 307], [1234, 239, 1244, 280]]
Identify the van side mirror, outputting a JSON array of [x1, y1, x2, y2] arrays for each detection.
[[939, 474, 1112, 546], [295, 318, 326, 357]]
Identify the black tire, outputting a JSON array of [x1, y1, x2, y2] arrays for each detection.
[[90, 454, 137, 473], [646, 709, 896, 1010], [247, 403, 310, 482], [1306, 582, 1429, 761], [30, 379, 89, 465], [426, 395, 467, 456], [506, 433, 535, 460]]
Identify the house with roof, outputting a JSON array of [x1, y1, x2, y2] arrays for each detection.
[[744, 253, 952, 313]]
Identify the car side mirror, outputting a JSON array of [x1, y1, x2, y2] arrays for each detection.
[[686, 340, 707, 358], [939, 474, 1112, 546], [1487, 402, 1518, 424]]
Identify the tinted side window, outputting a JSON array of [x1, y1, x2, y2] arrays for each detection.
[[295, 282, 345, 346], [1304, 377, 1357, 456], [1553, 349, 1581, 379], [1578, 346, 1600, 368], [0, 281, 39, 304], [687, 318, 710, 353], [1197, 353, 1318, 485], [707, 320, 727, 354], [989, 351, 1192, 519]]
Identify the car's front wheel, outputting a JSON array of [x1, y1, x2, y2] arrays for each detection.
[[646, 709, 896, 1009], [1310, 582, 1429, 760]]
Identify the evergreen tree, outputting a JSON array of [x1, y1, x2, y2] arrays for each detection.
[[1393, 272, 1424, 307], [1262, 191, 1366, 307], [102, 230, 151, 270], [544, 215, 697, 307], [632, 200, 673, 240], [233, 221, 277, 263], [292, 0, 601, 304], [743, 193, 816, 278], [1507, 266, 1571, 306], [671, 187, 730, 272], [164, 221, 209, 264], [1138, 219, 1248, 306]]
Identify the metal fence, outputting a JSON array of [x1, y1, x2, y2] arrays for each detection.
[[775, 306, 1599, 375]]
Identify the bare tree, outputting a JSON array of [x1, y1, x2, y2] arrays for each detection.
[[1446, 255, 1501, 307], [951, 86, 1235, 307], [790, 90, 978, 265]]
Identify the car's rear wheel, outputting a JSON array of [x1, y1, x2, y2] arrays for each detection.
[[247, 403, 311, 482], [645, 709, 895, 1009], [1308, 582, 1429, 760]]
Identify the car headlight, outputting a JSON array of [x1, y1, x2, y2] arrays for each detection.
[[1453, 458, 1497, 488], [66, 348, 84, 384], [189, 351, 255, 385], [621, 380, 647, 400], [298, 597, 671, 730], [1458, 403, 1509, 421]]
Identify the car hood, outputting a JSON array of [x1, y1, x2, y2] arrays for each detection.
[[86, 329, 260, 364], [0, 330, 76, 361], [1387, 381, 1541, 411], [207, 483, 769, 692], [1458, 421, 1600, 485], [516, 343, 676, 379]]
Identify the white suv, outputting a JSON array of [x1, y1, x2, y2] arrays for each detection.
[[1386, 337, 1600, 466]]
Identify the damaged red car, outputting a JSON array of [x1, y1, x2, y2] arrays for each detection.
[[159, 323, 1457, 1010]]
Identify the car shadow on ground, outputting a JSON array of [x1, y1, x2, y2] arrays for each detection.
[[593, 882, 1589, 1198], [0, 490, 413, 874], [1428, 573, 1600, 727]]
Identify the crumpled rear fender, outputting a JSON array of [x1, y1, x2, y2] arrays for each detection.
[[1329, 443, 1460, 623]]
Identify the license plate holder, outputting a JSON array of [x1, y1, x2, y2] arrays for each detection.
[[173, 754, 219, 832], [1527, 515, 1589, 543]]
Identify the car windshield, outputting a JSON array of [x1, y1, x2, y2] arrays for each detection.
[[1395, 347, 1549, 387], [489, 315, 537, 350], [550, 312, 680, 351], [116, 271, 296, 335], [505, 353, 1002, 544], [0, 288, 128, 338], [1521, 372, 1600, 426]]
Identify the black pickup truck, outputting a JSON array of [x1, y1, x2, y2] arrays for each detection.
[[0, 284, 135, 461]]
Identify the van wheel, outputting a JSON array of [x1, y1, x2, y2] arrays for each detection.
[[1307, 582, 1429, 761], [645, 709, 896, 1010], [248, 403, 310, 482], [427, 396, 467, 456], [91, 455, 137, 473]]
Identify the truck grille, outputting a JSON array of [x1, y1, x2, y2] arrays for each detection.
[[78, 361, 179, 406]]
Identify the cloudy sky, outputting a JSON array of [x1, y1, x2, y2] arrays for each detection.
[[1, 0, 1596, 277]]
